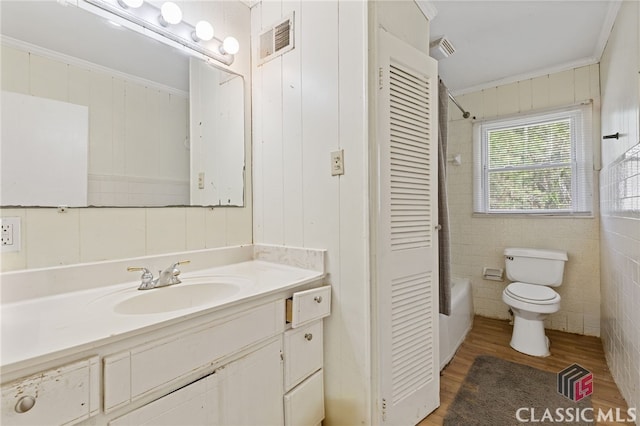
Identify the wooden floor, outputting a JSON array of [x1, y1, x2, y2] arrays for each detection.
[[419, 316, 630, 426]]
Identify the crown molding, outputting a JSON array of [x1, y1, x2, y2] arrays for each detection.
[[593, 0, 622, 61], [450, 56, 600, 97], [415, 0, 438, 21]]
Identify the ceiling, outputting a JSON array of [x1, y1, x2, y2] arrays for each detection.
[[1, 0, 621, 96], [428, 0, 622, 95]]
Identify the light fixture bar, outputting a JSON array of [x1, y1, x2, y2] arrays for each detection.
[[81, 0, 235, 66]]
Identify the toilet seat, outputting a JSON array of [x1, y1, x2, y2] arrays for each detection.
[[505, 282, 560, 305]]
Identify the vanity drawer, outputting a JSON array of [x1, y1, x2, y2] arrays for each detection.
[[286, 286, 331, 328], [1, 356, 100, 426], [284, 320, 323, 391], [284, 369, 324, 426]]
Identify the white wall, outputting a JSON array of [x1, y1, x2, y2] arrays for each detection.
[[251, 2, 370, 424], [448, 64, 602, 336], [0, 0, 253, 271], [252, 1, 430, 424], [599, 0, 640, 415]]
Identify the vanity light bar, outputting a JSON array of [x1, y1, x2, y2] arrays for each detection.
[[80, 0, 236, 66]]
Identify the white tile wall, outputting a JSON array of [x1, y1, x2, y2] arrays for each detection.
[[599, 0, 640, 416], [600, 148, 640, 414], [0, 207, 251, 271], [88, 174, 189, 207], [1, 44, 191, 195], [447, 64, 602, 336]]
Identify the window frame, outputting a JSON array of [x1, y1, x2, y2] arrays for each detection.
[[473, 104, 593, 216]]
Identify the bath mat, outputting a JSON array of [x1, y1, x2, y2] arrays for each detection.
[[443, 355, 593, 426]]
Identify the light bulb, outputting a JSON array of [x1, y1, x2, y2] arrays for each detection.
[[221, 36, 239, 55], [118, 0, 143, 8], [159, 2, 182, 26], [192, 20, 214, 42]]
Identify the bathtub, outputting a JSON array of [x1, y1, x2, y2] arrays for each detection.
[[439, 277, 474, 370]]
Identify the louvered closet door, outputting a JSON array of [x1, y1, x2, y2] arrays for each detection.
[[375, 28, 439, 425]]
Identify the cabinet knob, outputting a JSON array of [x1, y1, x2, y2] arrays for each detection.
[[304, 333, 313, 341], [15, 395, 36, 413], [313, 296, 323, 303]]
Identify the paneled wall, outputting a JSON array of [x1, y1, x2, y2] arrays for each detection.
[[447, 64, 602, 336], [599, 0, 640, 414], [251, 2, 370, 424], [251, 2, 431, 424], [0, 0, 252, 271]]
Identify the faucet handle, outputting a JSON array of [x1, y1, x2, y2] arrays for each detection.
[[128, 267, 156, 290], [171, 260, 191, 276], [156, 260, 191, 287], [170, 260, 191, 274], [127, 266, 154, 284]]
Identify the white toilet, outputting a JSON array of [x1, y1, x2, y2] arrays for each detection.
[[502, 247, 568, 357]]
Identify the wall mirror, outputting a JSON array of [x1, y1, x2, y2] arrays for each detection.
[[0, 0, 246, 207]]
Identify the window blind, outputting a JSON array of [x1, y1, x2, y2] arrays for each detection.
[[473, 104, 593, 215]]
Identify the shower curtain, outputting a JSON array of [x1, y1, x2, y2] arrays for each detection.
[[438, 79, 452, 315]]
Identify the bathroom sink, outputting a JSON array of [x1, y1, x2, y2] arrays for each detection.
[[113, 282, 241, 315]]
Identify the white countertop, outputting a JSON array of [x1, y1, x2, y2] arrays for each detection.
[[1, 257, 324, 373]]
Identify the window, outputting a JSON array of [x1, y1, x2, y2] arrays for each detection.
[[473, 105, 593, 215]]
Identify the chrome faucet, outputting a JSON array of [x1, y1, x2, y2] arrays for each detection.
[[128, 260, 191, 290]]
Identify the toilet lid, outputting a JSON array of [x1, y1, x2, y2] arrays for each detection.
[[505, 282, 559, 303]]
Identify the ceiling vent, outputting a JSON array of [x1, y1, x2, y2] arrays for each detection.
[[429, 37, 456, 60], [258, 13, 295, 66]]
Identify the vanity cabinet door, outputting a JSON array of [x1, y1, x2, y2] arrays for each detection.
[[109, 337, 283, 426], [103, 300, 284, 412], [109, 372, 221, 426], [221, 337, 284, 425]]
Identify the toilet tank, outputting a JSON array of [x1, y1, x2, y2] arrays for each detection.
[[504, 248, 568, 287]]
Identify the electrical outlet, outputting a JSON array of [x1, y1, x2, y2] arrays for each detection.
[[331, 149, 344, 176], [1, 217, 21, 252], [198, 172, 205, 189], [2, 224, 13, 246]]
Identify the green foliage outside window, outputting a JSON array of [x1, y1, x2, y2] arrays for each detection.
[[486, 120, 573, 211]]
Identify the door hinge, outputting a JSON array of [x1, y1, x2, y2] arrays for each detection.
[[378, 67, 384, 90], [381, 397, 387, 421]]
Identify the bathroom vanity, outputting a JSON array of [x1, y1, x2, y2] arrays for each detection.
[[0, 245, 329, 426]]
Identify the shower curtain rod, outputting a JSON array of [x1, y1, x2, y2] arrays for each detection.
[[448, 92, 471, 119]]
